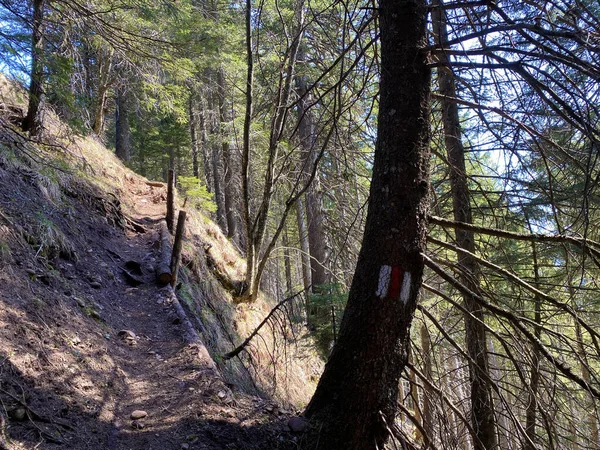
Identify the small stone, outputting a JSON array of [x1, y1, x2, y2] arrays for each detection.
[[217, 390, 227, 399], [131, 420, 145, 429], [118, 330, 136, 340], [181, 444, 190, 449], [25, 268, 37, 276], [90, 281, 102, 289], [287, 416, 309, 433], [130, 410, 147, 420], [9, 406, 27, 421]]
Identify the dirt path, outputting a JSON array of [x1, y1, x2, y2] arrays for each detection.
[[0, 176, 292, 449]]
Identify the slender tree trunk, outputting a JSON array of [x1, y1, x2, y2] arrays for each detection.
[[209, 88, 227, 232], [115, 87, 131, 162], [409, 351, 424, 444], [296, 52, 328, 291], [296, 199, 312, 320], [211, 140, 227, 231], [189, 92, 200, 178], [241, 0, 255, 298], [92, 48, 114, 135], [432, 2, 497, 448], [304, 0, 431, 447], [23, 0, 46, 136], [420, 324, 434, 443], [198, 97, 214, 193], [563, 250, 599, 448], [216, 67, 239, 242], [525, 241, 542, 450], [282, 226, 293, 295], [240, 0, 305, 301]]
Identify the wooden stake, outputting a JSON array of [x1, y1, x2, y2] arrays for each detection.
[[166, 169, 175, 234], [170, 210, 187, 287], [156, 220, 172, 285]]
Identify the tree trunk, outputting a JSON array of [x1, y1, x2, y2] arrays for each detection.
[[23, 0, 46, 137], [115, 86, 131, 162], [525, 241, 541, 450], [217, 67, 239, 242], [156, 220, 173, 285], [189, 92, 200, 178], [304, 0, 431, 447], [166, 169, 175, 234], [420, 323, 434, 443], [92, 48, 114, 135], [432, 2, 497, 448], [296, 199, 312, 319], [211, 135, 227, 232], [296, 52, 328, 291], [198, 96, 214, 193], [282, 226, 293, 295], [408, 351, 424, 444], [209, 86, 227, 232]]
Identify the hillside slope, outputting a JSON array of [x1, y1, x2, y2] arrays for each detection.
[[0, 92, 321, 449]]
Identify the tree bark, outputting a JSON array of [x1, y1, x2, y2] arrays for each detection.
[[282, 226, 293, 295], [209, 84, 228, 233], [92, 48, 114, 135], [156, 220, 173, 285], [296, 199, 312, 319], [189, 91, 200, 178], [431, 2, 497, 448], [115, 86, 131, 162], [420, 323, 434, 443], [304, 0, 431, 447], [525, 241, 541, 450], [198, 95, 214, 193], [166, 169, 175, 234], [217, 67, 239, 242], [408, 351, 424, 444], [296, 50, 328, 291], [23, 0, 46, 136]]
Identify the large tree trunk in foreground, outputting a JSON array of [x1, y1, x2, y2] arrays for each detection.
[[304, 0, 431, 448], [432, 1, 497, 448], [23, 0, 46, 137]]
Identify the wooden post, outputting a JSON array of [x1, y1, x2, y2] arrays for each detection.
[[156, 220, 172, 285], [170, 210, 187, 287], [166, 169, 175, 234]]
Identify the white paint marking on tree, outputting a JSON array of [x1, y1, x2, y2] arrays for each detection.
[[376, 265, 392, 298], [400, 271, 412, 303]]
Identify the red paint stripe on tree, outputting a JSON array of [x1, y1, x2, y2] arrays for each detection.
[[387, 266, 404, 300]]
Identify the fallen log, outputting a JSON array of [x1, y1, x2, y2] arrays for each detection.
[[156, 220, 172, 285], [145, 180, 165, 188]]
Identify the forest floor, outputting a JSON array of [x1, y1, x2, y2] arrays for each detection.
[[0, 142, 304, 449]]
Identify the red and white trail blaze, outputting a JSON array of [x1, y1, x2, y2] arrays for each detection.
[[376, 265, 411, 302]]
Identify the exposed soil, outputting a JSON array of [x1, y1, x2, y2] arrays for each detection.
[[0, 144, 303, 449]]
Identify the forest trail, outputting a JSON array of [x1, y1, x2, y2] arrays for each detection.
[[0, 159, 296, 450]]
